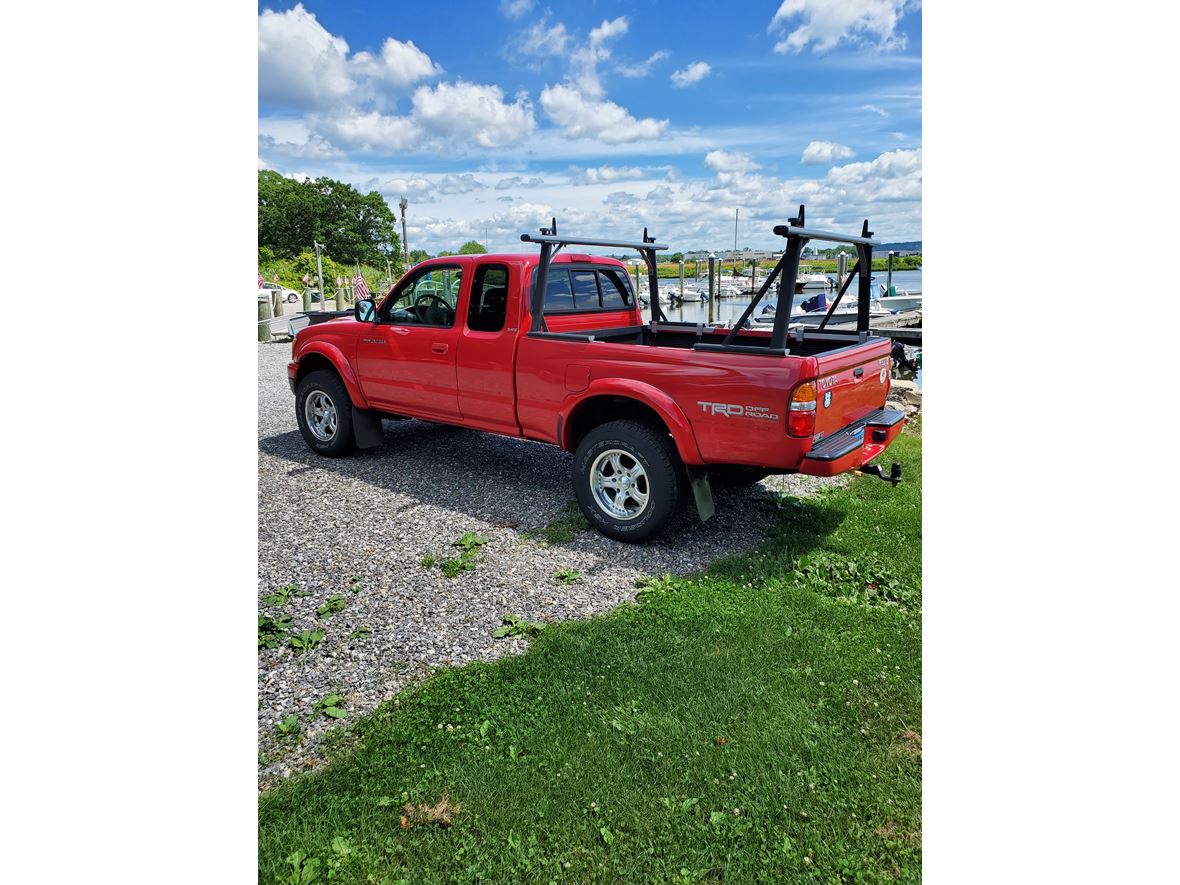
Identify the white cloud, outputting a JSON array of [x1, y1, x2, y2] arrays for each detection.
[[495, 176, 546, 190], [411, 81, 536, 148], [258, 133, 345, 160], [571, 165, 647, 185], [769, 0, 910, 53], [646, 185, 674, 201], [670, 61, 711, 88], [499, 0, 534, 18], [351, 38, 442, 89], [801, 140, 855, 165], [704, 150, 760, 174], [258, 3, 354, 109], [379, 176, 436, 202], [862, 104, 889, 117], [825, 147, 921, 200], [514, 15, 570, 61], [435, 173, 487, 194], [540, 84, 667, 143], [314, 111, 422, 151], [616, 50, 669, 78]]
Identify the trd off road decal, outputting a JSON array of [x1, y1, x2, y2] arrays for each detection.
[[696, 401, 780, 421]]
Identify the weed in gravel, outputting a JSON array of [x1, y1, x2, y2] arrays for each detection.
[[349, 626, 371, 641], [420, 553, 437, 568], [453, 531, 490, 553], [439, 554, 477, 578], [314, 693, 348, 720], [553, 568, 581, 585], [494, 614, 545, 639], [317, 595, 347, 618], [524, 501, 588, 544], [262, 584, 298, 607], [276, 715, 301, 737], [289, 629, 324, 654], [258, 615, 292, 649]]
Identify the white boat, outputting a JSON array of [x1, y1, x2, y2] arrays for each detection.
[[875, 283, 922, 313], [796, 272, 834, 293]]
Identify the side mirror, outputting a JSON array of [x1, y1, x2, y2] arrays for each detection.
[[354, 299, 376, 323]]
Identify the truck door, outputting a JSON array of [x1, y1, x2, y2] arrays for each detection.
[[456, 262, 519, 433], [354, 264, 464, 420]]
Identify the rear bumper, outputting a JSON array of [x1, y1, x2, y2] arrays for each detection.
[[799, 408, 905, 477]]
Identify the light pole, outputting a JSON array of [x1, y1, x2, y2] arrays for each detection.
[[398, 197, 409, 272], [313, 240, 325, 313], [707, 253, 716, 325]]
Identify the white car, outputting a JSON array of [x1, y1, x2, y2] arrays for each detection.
[[260, 281, 301, 303]]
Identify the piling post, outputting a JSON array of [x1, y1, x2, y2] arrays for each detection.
[[707, 253, 715, 325], [837, 252, 848, 293], [335, 276, 344, 312], [314, 241, 325, 314], [258, 293, 272, 342], [679, 260, 684, 299], [886, 251, 895, 297]]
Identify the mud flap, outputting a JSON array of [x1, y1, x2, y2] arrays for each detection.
[[687, 468, 715, 522], [352, 406, 385, 449]]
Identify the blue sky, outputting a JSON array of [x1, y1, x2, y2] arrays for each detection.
[[259, 1, 921, 254]]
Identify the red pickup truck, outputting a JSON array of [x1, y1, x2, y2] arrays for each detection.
[[288, 207, 904, 541]]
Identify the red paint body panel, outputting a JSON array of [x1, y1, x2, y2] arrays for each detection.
[[289, 252, 902, 476]]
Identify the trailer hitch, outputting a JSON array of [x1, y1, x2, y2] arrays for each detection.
[[855, 462, 902, 486]]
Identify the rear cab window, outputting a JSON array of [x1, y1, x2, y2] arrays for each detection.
[[536, 264, 635, 314]]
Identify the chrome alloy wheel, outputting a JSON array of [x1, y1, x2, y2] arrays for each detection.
[[590, 449, 650, 520], [304, 390, 338, 442]]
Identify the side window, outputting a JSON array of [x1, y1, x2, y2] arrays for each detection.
[[598, 270, 633, 309], [381, 266, 462, 327], [541, 269, 574, 312], [570, 271, 601, 310], [467, 264, 509, 332]]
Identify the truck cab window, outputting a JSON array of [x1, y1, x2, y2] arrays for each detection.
[[598, 270, 633, 309], [541, 269, 574, 312], [382, 266, 462, 327], [467, 264, 509, 332], [570, 271, 600, 310]]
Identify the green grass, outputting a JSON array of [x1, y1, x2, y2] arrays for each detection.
[[523, 501, 590, 545], [259, 431, 922, 884]]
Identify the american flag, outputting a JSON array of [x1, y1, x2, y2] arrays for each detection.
[[257, 273, 264, 288], [353, 272, 370, 300]]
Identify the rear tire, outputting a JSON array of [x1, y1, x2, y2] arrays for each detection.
[[573, 419, 684, 543], [295, 370, 355, 457]]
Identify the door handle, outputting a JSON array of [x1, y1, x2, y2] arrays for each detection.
[[431, 343, 449, 354], [853, 367, 864, 378]]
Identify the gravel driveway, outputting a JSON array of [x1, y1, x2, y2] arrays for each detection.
[[258, 342, 841, 786]]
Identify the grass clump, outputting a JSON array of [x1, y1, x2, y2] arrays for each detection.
[[524, 501, 589, 545]]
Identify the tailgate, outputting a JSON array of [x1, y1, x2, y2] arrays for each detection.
[[812, 340, 892, 437]]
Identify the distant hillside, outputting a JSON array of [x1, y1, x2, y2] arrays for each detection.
[[879, 241, 921, 251]]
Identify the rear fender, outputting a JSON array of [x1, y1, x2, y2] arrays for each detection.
[[562, 379, 705, 466], [297, 342, 369, 409]]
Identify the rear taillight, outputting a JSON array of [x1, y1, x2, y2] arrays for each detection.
[[788, 382, 817, 437]]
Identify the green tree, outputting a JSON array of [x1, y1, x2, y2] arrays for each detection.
[[258, 170, 401, 266], [409, 249, 431, 264], [458, 240, 488, 254]]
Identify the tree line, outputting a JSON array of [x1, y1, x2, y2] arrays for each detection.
[[259, 170, 402, 267]]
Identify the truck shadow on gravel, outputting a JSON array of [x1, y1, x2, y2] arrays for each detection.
[[258, 418, 846, 577]]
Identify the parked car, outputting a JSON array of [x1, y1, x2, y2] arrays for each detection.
[[287, 211, 904, 542], [260, 281, 300, 303]]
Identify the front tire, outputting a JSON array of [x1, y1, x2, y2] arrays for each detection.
[[573, 419, 684, 543], [295, 370, 355, 456]]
